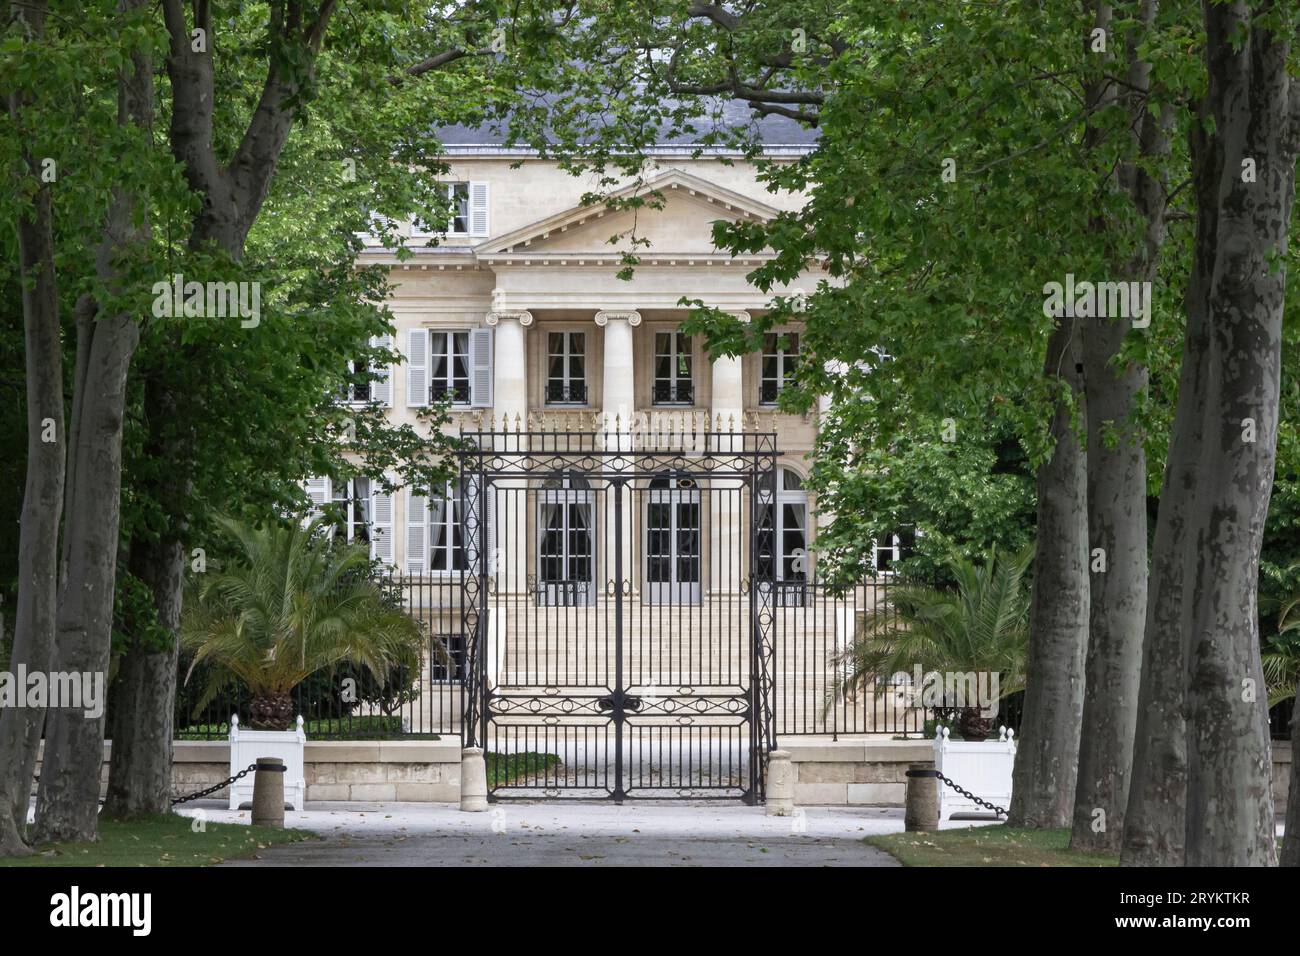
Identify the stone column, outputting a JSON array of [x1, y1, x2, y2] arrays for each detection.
[[486, 305, 532, 425], [711, 311, 749, 595], [484, 305, 532, 683], [595, 310, 641, 594]]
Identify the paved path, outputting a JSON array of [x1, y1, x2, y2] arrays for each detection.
[[190, 802, 940, 867]]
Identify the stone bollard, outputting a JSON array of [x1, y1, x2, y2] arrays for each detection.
[[765, 750, 795, 816], [250, 757, 286, 828], [460, 746, 489, 812], [904, 761, 940, 832]]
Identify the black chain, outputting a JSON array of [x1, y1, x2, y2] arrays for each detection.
[[171, 763, 258, 806], [934, 770, 1008, 817]]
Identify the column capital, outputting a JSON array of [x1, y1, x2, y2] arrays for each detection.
[[594, 310, 641, 328], [486, 310, 533, 327], [723, 310, 752, 323]]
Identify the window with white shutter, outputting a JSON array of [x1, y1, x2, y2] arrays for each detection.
[[430, 331, 471, 405], [370, 335, 392, 407], [409, 481, 493, 575], [469, 182, 489, 237], [469, 327, 493, 408], [406, 488, 427, 575], [412, 183, 477, 238], [304, 476, 330, 521], [371, 482, 394, 565], [407, 328, 428, 408]]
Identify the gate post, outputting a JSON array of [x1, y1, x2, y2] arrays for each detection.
[[765, 750, 794, 816], [460, 747, 489, 812]]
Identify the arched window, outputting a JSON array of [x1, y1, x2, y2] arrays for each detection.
[[538, 473, 594, 605], [758, 468, 810, 590], [644, 476, 702, 604]]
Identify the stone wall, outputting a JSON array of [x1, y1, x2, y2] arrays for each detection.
[[36, 739, 462, 804], [33, 734, 1294, 810], [780, 735, 1295, 815]]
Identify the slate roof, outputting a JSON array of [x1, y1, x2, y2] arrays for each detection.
[[436, 96, 818, 150]]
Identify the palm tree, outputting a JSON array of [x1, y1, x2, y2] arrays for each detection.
[[830, 546, 1032, 740], [181, 516, 429, 730], [1262, 565, 1300, 708]]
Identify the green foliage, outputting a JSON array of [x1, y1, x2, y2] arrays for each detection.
[[179, 516, 427, 709], [831, 547, 1033, 713], [812, 413, 1036, 587], [110, 571, 172, 658], [487, 751, 562, 787]]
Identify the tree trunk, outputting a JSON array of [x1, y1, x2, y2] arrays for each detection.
[[31, 7, 152, 844], [32, 310, 138, 843], [104, 0, 340, 816], [1008, 318, 1089, 828], [0, 0, 65, 856], [1179, 3, 1292, 866], [1120, 268, 1205, 865], [101, 537, 184, 818], [1070, 315, 1147, 853]]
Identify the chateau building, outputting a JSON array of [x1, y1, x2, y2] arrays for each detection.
[[305, 118, 917, 796]]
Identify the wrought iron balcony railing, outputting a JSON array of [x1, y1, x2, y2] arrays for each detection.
[[545, 382, 587, 404], [652, 381, 694, 405], [432, 382, 472, 405]]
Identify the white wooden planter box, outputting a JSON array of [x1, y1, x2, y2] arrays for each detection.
[[933, 725, 1015, 820], [228, 715, 306, 811]]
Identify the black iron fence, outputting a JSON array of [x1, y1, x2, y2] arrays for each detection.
[[142, 563, 1290, 745], [167, 571, 1012, 742]]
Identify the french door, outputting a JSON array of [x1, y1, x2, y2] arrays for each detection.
[[537, 482, 594, 605], [644, 478, 701, 604]]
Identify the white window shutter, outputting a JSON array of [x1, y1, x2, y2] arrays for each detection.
[[469, 182, 489, 237], [305, 476, 330, 521], [407, 328, 428, 408], [405, 488, 428, 575], [371, 334, 392, 407], [371, 483, 394, 565], [469, 327, 493, 408]]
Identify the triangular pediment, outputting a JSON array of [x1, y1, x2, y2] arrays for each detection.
[[475, 169, 781, 257]]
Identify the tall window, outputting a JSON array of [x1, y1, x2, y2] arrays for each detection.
[[760, 332, 800, 405], [757, 468, 809, 585], [644, 477, 701, 605], [341, 357, 372, 403], [413, 183, 470, 236], [546, 332, 587, 404], [653, 332, 693, 405], [431, 331, 471, 405], [429, 481, 467, 572], [332, 478, 372, 544], [538, 476, 593, 605]]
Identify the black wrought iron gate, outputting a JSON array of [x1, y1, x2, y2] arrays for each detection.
[[459, 425, 779, 802]]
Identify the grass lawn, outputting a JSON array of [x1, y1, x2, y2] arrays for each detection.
[[487, 751, 562, 787], [0, 813, 313, 868], [867, 825, 1118, 867]]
